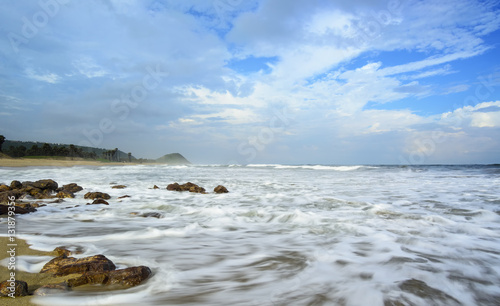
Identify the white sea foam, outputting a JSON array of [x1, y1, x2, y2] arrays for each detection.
[[1, 164, 500, 305]]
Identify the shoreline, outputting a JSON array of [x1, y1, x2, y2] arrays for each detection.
[[0, 237, 56, 305], [0, 158, 142, 168]]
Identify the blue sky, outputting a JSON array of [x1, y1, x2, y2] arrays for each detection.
[[1, 0, 500, 164]]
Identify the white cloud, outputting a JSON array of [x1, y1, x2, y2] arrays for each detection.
[[24, 68, 61, 84]]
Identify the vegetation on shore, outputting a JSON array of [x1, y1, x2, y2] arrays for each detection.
[[0, 136, 190, 165]]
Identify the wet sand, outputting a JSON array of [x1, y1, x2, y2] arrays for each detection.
[[0, 237, 56, 305]]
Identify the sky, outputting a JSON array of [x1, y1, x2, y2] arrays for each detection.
[[1, 0, 500, 164]]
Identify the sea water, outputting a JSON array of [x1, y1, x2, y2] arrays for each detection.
[[1, 164, 500, 305]]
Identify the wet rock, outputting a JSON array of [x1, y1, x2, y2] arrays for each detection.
[[167, 182, 206, 193], [10, 180, 22, 190], [21, 181, 35, 188], [399, 279, 460, 304], [67, 266, 152, 288], [61, 183, 83, 193], [84, 192, 111, 200], [14, 203, 39, 211], [153, 185, 159, 189], [111, 185, 127, 189], [54, 246, 72, 257], [0, 204, 36, 215], [118, 195, 131, 199], [56, 190, 75, 198], [0, 280, 29, 297], [0, 184, 10, 192], [40, 254, 116, 276], [33, 179, 58, 191], [214, 185, 229, 193], [33, 282, 70, 296], [54, 246, 84, 257], [0, 190, 22, 204], [88, 199, 109, 205]]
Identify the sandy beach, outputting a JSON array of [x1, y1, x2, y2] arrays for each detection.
[[0, 237, 56, 305]]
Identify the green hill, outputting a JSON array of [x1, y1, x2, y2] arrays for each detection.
[[156, 153, 190, 164]]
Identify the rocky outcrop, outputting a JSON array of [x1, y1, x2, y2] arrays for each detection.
[[67, 266, 152, 288], [84, 192, 111, 200], [40, 254, 116, 276], [111, 185, 127, 189], [39, 251, 152, 290], [167, 182, 206, 193], [0, 280, 29, 297], [214, 185, 229, 193]]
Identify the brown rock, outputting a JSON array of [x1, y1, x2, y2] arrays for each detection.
[[111, 185, 127, 189], [153, 185, 159, 189], [0, 190, 22, 204], [56, 190, 75, 198], [0, 280, 29, 297], [89, 199, 109, 205], [10, 180, 22, 190], [84, 192, 111, 200], [166, 182, 181, 191], [61, 183, 83, 193], [33, 179, 58, 191], [214, 185, 229, 193], [33, 282, 70, 296], [167, 182, 206, 193], [67, 266, 152, 288], [0, 184, 10, 192], [53, 246, 83, 257], [118, 195, 131, 199], [40, 254, 116, 276]]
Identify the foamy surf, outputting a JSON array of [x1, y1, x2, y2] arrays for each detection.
[[1, 164, 499, 305]]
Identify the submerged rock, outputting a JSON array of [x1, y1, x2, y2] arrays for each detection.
[[214, 185, 229, 193], [84, 192, 111, 200], [142, 212, 163, 218], [0, 280, 29, 297], [40, 254, 116, 276], [33, 282, 70, 296], [111, 185, 127, 189], [89, 199, 109, 205]]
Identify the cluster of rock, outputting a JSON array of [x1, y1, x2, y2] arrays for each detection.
[[166, 182, 228, 194], [0, 179, 119, 214], [0, 247, 151, 297], [0, 180, 86, 214]]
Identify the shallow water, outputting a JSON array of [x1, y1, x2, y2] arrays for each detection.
[[1, 164, 500, 305]]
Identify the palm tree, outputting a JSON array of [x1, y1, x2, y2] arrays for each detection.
[[0, 135, 5, 152]]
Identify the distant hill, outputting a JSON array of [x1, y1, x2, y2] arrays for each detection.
[[156, 153, 191, 164]]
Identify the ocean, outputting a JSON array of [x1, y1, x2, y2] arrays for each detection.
[[1, 164, 500, 305]]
